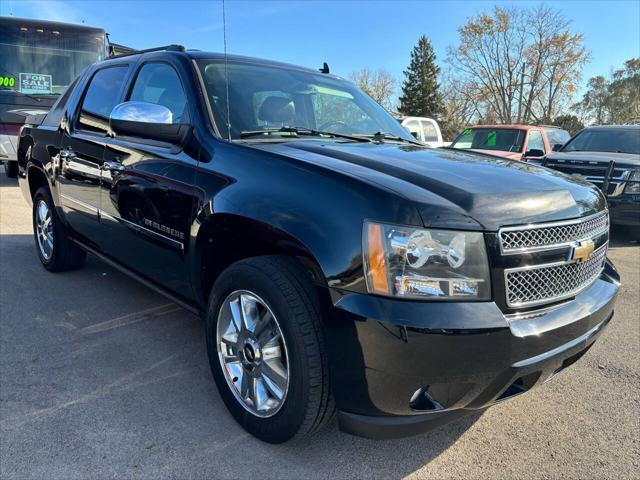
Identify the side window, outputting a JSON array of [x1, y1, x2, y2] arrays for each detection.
[[404, 120, 421, 140], [421, 120, 438, 142], [78, 66, 128, 134], [526, 130, 545, 154], [129, 63, 188, 123]]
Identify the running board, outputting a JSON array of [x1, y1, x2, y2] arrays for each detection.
[[69, 238, 203, 317]]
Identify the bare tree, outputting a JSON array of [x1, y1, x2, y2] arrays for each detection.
[[440, 75, 485, 139], [349, 68, 397, 110], [524, 5, 589, 123], [446, 5, 589, 124], [447, 6, 528, 124]]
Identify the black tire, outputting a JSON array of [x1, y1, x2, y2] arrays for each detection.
[[5, 160, 18, 178], [205, 255, 335, 443], [32, 186, 86, 272]]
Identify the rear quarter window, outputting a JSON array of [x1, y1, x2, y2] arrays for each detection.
[[77, 65, 128, 133]]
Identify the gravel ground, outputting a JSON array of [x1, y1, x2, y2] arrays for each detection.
[[1, 169, 638, 479]]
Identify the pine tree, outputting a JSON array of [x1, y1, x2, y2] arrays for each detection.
[[399, 36, 443, 117]]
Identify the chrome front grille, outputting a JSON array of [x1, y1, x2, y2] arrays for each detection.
[[499, 210, 610, 308], [505, 243, 608, 308], [499, 210, 609, 254]]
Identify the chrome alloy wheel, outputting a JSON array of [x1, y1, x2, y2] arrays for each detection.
[[35, 199, 54, 261], [216, 290, 290, 418]]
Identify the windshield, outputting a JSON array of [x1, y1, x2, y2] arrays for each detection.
[[451, 128, 526, 152], [562, 128, 640, 155], [196, 59, 414, 141], [0, 21, 105, 95]]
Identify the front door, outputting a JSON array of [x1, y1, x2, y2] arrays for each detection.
[[56, 65, 130, 245], [98, 62, 198, 296]]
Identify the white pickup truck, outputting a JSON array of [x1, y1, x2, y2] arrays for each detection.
[[397, 116, 449, 148]]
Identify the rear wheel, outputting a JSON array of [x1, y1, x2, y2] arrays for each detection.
[[205, 255, 334, 443], [5, 160, 18, 178], [32, 187, 86, 272]]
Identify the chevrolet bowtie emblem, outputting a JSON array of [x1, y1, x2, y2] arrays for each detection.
[[571, 240, 595, 262]]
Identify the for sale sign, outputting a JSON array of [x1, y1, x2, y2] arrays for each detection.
[[19, 73, 52, 94]]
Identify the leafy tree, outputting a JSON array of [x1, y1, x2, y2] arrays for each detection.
[[398, 36, 443, 117], [551, 114, 584, 135], [607, 58, 640, 124], [574, 76, 608, 124], [574, 59, 640, 124]]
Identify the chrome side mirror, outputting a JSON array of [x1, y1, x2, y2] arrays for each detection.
[[109, 101, 188, 144], [110, 101, 173, 124]]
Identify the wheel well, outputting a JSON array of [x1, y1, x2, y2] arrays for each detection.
[[28, 166, 48, 199], [197, 214, 327, 304]]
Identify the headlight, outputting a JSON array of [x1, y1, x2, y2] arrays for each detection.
[[363, 222, 491, 300], [624, 170, 640, 194]]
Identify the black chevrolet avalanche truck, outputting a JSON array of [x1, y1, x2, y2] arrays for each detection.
[[17, 46, 620, 443]]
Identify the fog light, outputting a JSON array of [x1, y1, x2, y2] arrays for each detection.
[[396, 276, 483, 297]]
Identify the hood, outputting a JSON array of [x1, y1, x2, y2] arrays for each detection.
[[250, 141, 606, 231], [546, 151, 640, 168]]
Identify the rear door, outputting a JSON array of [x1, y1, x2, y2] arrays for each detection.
[[99, 61, 198, 295], [56, 64, 129, 244]]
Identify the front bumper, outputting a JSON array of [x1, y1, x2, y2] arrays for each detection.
[[326, 261, 620, 439]]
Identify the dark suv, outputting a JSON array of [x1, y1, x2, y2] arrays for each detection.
[[17, 46, 620, 443], [543, 125, 640, 236]]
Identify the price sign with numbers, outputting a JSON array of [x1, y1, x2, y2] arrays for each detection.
[[0, 75, 16, 88]]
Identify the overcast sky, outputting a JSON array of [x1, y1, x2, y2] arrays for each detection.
[[2, 0, 639, 94]]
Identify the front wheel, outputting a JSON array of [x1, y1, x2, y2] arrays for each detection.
[[205, 256, 334, 443]]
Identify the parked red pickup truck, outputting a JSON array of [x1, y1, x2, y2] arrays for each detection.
[[450, 124, 570, 162]]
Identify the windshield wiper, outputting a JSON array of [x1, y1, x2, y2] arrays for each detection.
[[354, 131, 422, 145], [239, 126, 372, 143]]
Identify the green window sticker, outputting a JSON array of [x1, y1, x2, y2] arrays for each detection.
[[463, 128, 472, 136], [487, 131, 497, 147], [0, 76, 16, 88]]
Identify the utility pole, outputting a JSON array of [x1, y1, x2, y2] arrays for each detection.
[[516, 64, 526, 124]]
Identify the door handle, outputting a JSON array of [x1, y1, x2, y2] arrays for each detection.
[[102, 161, 125, 172]]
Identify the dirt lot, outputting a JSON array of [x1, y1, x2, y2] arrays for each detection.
[[1, 170, 638, 479]]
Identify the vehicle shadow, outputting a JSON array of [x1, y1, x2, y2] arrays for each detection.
[[0, 232, 480, 479], [0, 167, 19, 187]]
